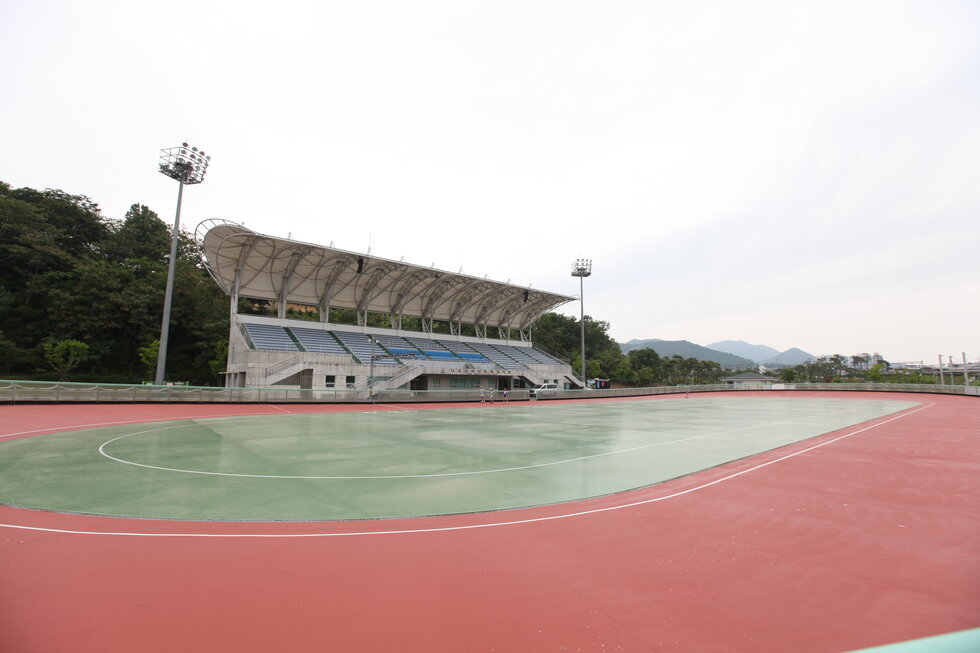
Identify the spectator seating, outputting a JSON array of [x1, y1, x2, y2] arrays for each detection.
[[289, 327, 349, 355], [242, 323, 299, 351], [406, 336, 447, 352], [374, 334, 415, 351], [436, 340, 488, 362], [526, 348, 564, 365], [496, 344, 540, 366], [467, 342, 525, 369], [241, 320, 558, 370], [332, 331, 399, 365]]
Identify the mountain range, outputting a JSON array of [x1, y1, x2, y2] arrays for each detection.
[[706, 341, 815, 366], [620, 338, 814, 368], [620, 339, 755, 368]]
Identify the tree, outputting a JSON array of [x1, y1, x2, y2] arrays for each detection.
[[0, 180, 228, 384], [829, 354, 849, 379], [613, 358, 638, 386], [106, 203, 170, 265], [208, 339, 229, 383], [628, 347, 662, 371], [695, 359, 724, 384], [533, 313, 626, 381], [867, 363, 885, 382], [532, 313, 580, 357], [139, 340, 159, 380], [6, 187, 108, 258], [1, 184, 97, 374], [42, 339, 91, 380], [0, 329, 16, 375]]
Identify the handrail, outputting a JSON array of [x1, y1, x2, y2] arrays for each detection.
[[264, 353, 306, 377], [531, 342, 571, 365], [360, 363, 418, 390]]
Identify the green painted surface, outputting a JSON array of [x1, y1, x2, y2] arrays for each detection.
[[0, 397, 917, 520], [847, 628, 980, 652]]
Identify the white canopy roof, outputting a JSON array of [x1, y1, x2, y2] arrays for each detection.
[[196, 220, 576, 333]]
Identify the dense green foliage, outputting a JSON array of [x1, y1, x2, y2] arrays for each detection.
[[42, 339, 90, 380], [0, 181, 228, 384]]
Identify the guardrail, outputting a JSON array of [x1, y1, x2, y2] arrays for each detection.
[[0, 380, 976, 404], [0, 379, 534, 404], [531, 382, 979, 400]]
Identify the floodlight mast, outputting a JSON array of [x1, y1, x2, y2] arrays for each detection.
[[571, 259, 593, 387], [154, 143, 211, 385], [368, 335, 377, 401]]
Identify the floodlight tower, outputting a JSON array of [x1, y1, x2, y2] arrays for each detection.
[[154, 142, 211, 385], [368, 335, 379, 401], [571, 259, 593, 387]]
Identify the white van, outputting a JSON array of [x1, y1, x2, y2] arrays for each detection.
[[530, 383, 559, 398]]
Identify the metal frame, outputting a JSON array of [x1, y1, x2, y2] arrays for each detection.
[[154, 143, 211, 385], [571, 259, 593, 383], [197, 220, 575, 334]]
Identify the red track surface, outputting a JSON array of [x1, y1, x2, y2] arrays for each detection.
[[1, 391, 978, 652]]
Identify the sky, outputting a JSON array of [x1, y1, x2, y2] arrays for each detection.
[[1, 0, 977, 364]]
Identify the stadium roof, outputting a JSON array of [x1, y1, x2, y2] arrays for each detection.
[[196, 219, 576, 333]]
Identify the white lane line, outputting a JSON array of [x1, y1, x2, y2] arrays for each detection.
[[96, 415, 821, 479], [261, 404, 294, 414], [0, 403, 934, 538]]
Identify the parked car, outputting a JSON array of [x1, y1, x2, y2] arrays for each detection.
[[530, 383, 560, 398]]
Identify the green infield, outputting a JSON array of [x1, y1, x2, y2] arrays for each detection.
[[0, 396, 918, 521]]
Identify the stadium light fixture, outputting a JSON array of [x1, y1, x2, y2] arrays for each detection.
[[154, 142, 211, 385], [571, 259, 593, 387]]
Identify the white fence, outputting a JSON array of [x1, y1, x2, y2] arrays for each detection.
[[532, 382, 979, 401], [0, 380, 976, 404]]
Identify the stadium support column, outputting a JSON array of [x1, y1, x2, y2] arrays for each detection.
[[571, 259, 592, 387], [155, 142, 211, 385]]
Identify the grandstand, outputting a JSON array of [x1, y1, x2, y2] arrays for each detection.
[[197, 220, 580, 392]]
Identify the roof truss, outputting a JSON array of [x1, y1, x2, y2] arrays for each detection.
[[197, 220, 575, 330]]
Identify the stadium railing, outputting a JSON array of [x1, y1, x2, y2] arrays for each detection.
[[0, 380, 976, 404]]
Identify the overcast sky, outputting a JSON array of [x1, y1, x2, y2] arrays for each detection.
[[2, 0, 977, 363]]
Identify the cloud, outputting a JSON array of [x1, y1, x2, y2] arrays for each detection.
[[1, 0, 977, 362]]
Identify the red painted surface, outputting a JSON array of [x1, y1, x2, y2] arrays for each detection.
[[1, 392, 978, 652]]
